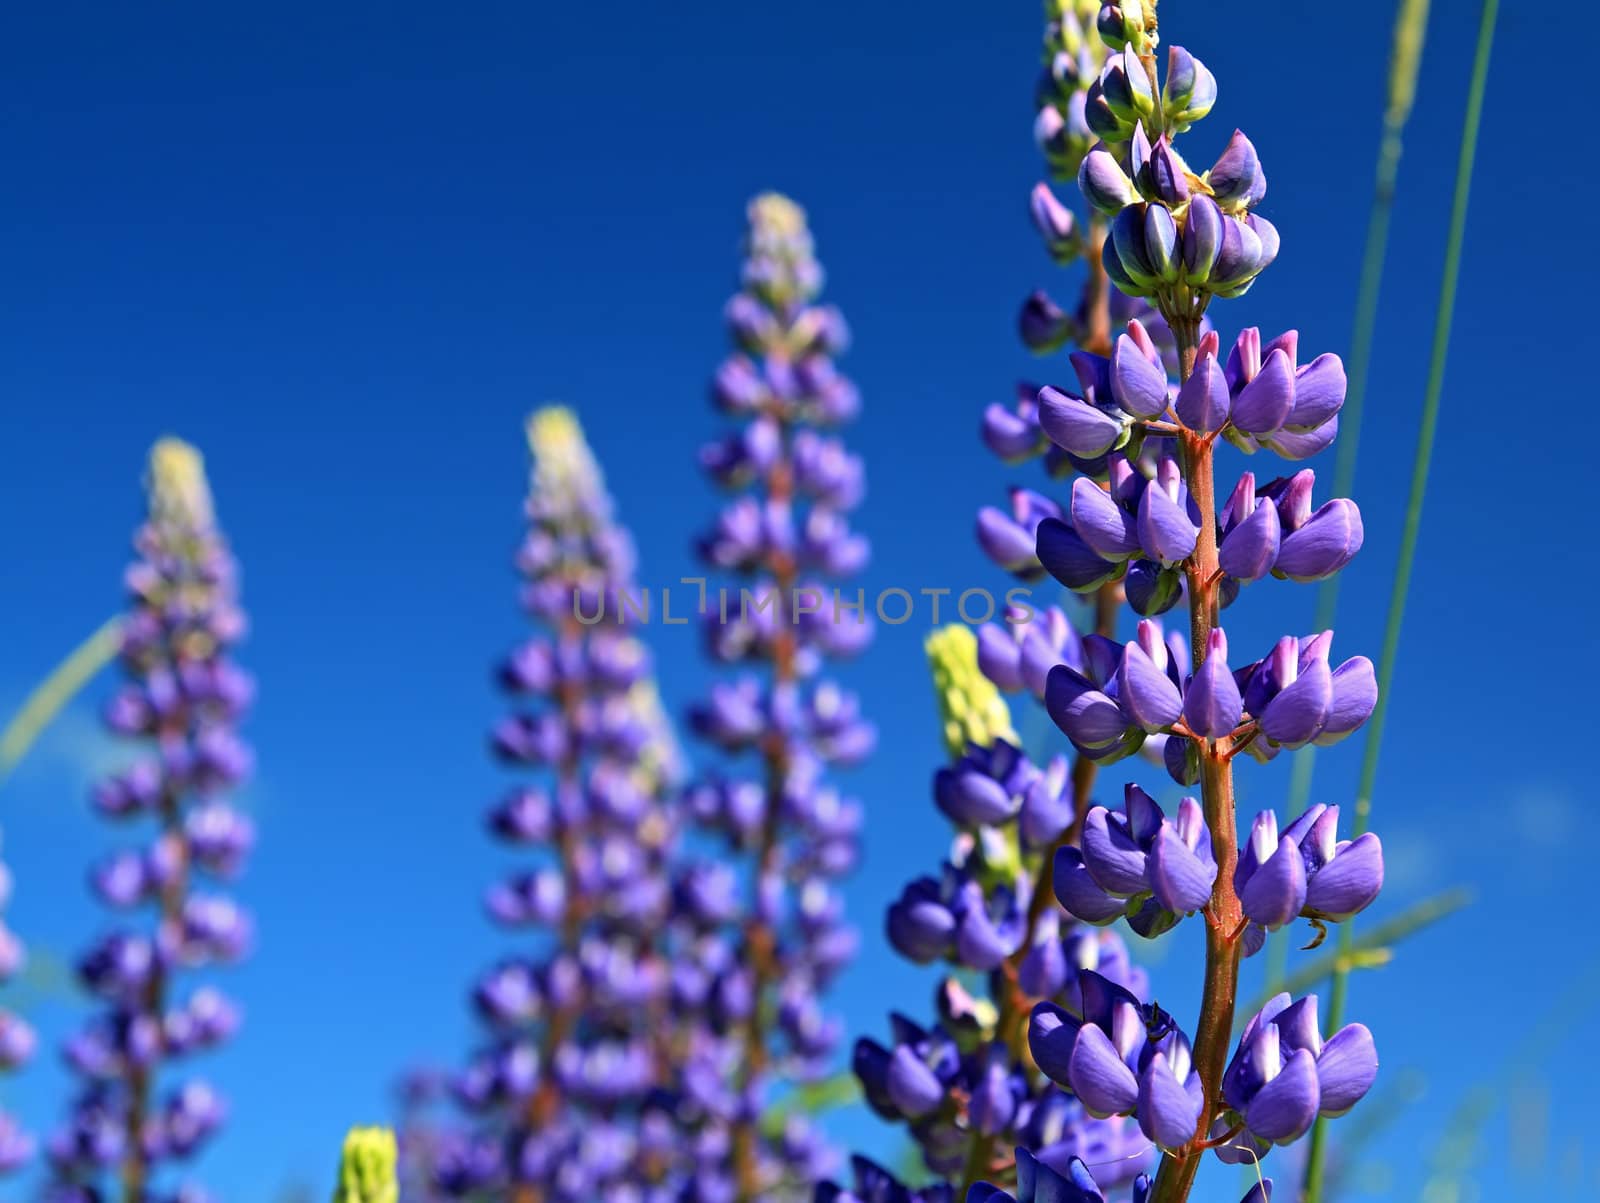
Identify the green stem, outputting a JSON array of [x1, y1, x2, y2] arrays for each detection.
[[1269, 0, 1432, 999], [1302, 1, 1497, 1196]]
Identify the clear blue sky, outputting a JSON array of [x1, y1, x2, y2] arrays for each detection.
[[0, 1, 1589, 1199]]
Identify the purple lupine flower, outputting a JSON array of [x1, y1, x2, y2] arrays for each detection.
[[51, 439, 252, 1199], [1044, 620, 1377, 775], [1234, 805, 1385, 944], [1053, 785, 1217, 937], [418, 408, 689, 1201], [1214, 995, 1378, 1158], [1024, 5, 1388, 1197], [684, 193, 868, 1202]]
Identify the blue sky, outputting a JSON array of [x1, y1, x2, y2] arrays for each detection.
[[0, 0, 1590, 1199]]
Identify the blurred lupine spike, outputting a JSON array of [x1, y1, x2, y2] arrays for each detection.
[[424, 406, 687, 1199], [926, 625, 1019, 759], [333, 1127, 399, 1203], [51, 438, 254, 1198], [0, 829, 36, 1174], [691, 193, 868, 1201]]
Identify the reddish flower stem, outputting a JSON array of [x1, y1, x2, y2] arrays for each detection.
[[1144, 324, 1246, 1203]]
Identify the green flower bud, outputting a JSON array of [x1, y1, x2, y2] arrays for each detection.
[[333, 1127, 398, 1203], [1161, 46, 1218, 132], [926, 624, 1017, 759]]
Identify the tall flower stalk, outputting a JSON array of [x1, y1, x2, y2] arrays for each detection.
[[440, 408, 684, 1202], [1003, 4, 1387, 1201], [683, 193, 870, 1202], [51, 438, 255, 1202]]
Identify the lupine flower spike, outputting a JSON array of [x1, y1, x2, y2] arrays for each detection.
[[685, 193, 869, 1201], [834, 5, 1383, 1202], [1023, 6, 1382, 1201], [434, 408, 687, 1200], [51, 438, 254, 1202]]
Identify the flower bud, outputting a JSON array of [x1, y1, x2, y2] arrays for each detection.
[[1096, 49, 1156, 133], [1079, 144, 1138, 215], [1124, 560, 1183, 617], [1219, 499, 1281, 582], [1207, 130, 1264, 209], [1085, 79, 1136, 143], [1144, 203, 1181, 284], [1181, 194, 1224, 284], [1029, 182, 1082, 262], [1019, 290, 1075, 352], [1096, 0, 1148, 52], [1162, 46, 1218, 130], [1144, 137, 1190, 205], [1210, 216, 1265, 294], [1110, 205, 1160, 292]]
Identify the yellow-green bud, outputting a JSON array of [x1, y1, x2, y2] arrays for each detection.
[[925, 625, 1017, 759], [147, 437, 215, 530], [332, 1126, 398, 1203]]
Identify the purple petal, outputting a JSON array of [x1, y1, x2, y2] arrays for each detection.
[[976, 624, 1024, 692], [1137, 1053, 1202, 1149], [1054, 847, 1131, 925], [1314, 656, 1377, 745], [1071, 478, 1141, 560], [1116, 642, 1183, 732], [1306, 833, 1383, 921], [1039, 386, 1123, 457], [886, 1046, 945, 1117], [1258, 658, 1332, 747], [1183, 630, 1243, 739], [976, 507, 1041, 574], [1218, 498, 1281, 583], [1238, 836, 1308, 929], [1068, 1024, 1140, 1117], [1046, 666, 1129, 749], [1174, 353, 1230, 433], [1316, 1024, 1378, 1117], [1081, 808, 1149, 895], [1243, 1049, 1320, 1144], [1137, 483, 1200, 566], [1275, 500, 1363, 582], [1111, 332, 1171, 419], [1287, 353, 1346, 432], [1028, 1002, 1082, 1085], [1230, 348, 1296, 435], [1038, 518, 1122, 592], [1148, 824, 1216, 914]]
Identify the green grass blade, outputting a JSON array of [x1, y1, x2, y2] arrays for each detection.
[[1266, 0, 1434, 999], [1302, 0, 1500, 1196], [0, 616, 123, 788]]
